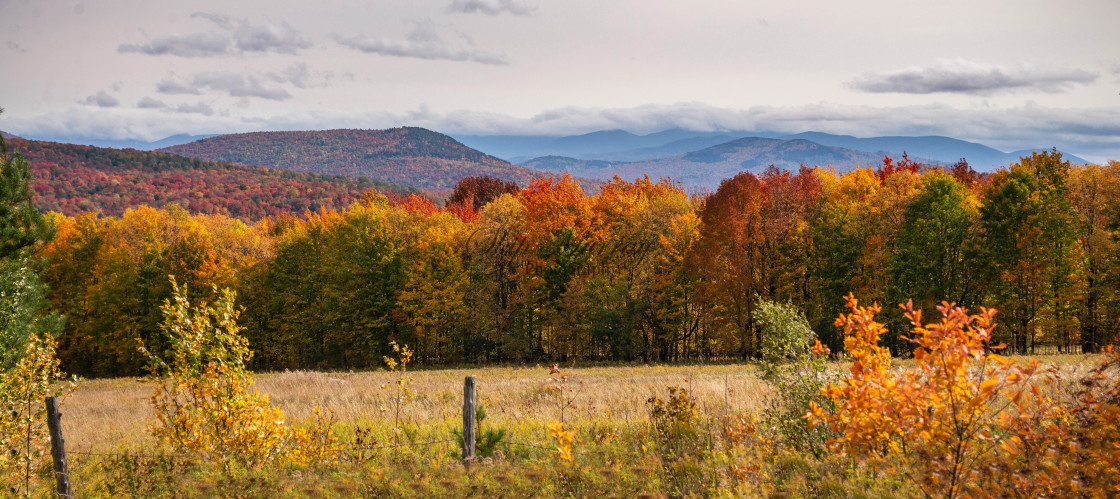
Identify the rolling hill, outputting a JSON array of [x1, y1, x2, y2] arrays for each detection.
[[8, 138, 415, 220], [782, 132, 1089, 168], [518, 156, 625, 177], [159, 127, 552, 191], [529, 137, 885, 189], [455, 129, 741, 162]]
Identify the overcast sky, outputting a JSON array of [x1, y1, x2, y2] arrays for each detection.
[[2, 0, 1118, 161]]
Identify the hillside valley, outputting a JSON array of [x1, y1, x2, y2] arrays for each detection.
[[8, 137, 412, 219]]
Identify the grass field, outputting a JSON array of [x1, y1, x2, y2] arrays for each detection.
[[64, 363, 771, 453], [45, 354, 1103, 498]]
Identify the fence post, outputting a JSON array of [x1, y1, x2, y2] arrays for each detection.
[[45, 396, 72, 499], [462, 376, 476, 463]]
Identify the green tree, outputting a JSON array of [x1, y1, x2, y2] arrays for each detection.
[[979, 151, 1083, 352], [0, 111, 50, 261], [0, 107, 62, 368], [890, 172, 978, 319]]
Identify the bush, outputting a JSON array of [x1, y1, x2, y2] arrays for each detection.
[[0, 334, 69, 497], [755, 298, 837, 457], [141, 276, 289, 470]]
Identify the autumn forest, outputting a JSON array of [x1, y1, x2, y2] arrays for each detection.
[[33, 150, 1120, 378]]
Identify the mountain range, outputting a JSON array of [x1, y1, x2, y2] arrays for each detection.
[[7, 126, 1096, 196], [522, 137, 885, 189], [159, 128, 550, 191], [454, 129, 1088, 170]]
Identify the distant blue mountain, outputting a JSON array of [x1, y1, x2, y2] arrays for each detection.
[[519, 137, 884, 190], [591, 135, 743, 162], [1009, 149, 1089, 165], [458, 129, 1092, 172], [454, 129, 738, 162], [779, 132, 1089, 168]]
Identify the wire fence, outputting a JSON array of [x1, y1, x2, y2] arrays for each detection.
[[35, 376, 554, 497]]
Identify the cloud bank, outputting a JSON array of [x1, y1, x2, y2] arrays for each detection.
[[118, 13, 311, 57], [335, 20, 508, 65], [446, 0, 535, 16], [849, 59, 1098, 95], [6, 102, 1119, 162]]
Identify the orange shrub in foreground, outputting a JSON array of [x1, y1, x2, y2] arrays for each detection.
[[811, 294, 1120, 498]]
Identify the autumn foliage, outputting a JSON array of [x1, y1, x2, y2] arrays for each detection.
[[19, 151, 1120, 379], [811, 294, 1120, 497], [11, 137, 413, 219]]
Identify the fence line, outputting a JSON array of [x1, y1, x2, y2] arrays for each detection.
[[44, 377, 481, 495]]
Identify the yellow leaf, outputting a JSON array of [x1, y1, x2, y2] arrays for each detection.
[[980, 378, 999, 392]]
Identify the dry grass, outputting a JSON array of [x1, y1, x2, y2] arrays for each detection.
[[61, 363, 771, 452]]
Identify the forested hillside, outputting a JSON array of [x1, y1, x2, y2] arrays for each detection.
[[35, 151, 1120, 377], [160, 127, 550, 191], [10, 138, 414, 219]]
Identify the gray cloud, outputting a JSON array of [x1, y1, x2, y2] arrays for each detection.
[[232, 19, 310, 54], [156, 77, 203, 95], [190, 72, 292, 100], [6, 41, 27, 53], [446, 0, 534, 16], [137, 97, 168, 109], [190, 12, 233, 30], [82, 91, 119, 108], [156, 71, 293, 100], [118, 13, 310, 57], [335, 20, 508, 65], [137, 96, 214, 115], [174, 102, 215, 116], [267, 63, 313, 88], [849, 59, 1098, 95], [119, 31, 230, 57]]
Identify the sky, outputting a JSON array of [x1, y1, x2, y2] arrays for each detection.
[[1, 0, 1118, 161]]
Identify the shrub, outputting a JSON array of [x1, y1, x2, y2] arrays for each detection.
[[0, 334, 69, 497], [755, 298, 837, 457], [647, 385, 701, 458], [141, 276, 289, 470], [809, 294, 1047, 498]]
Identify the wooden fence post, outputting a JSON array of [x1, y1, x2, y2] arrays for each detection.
[[45, 396, 72, 499], [462, 376, 476, 463]]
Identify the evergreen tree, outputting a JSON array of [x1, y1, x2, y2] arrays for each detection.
[[0, 108, 62, 367]]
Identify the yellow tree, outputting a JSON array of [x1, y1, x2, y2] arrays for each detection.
[[1068, 161, 1120, 352], [396, 212, 472, 363]]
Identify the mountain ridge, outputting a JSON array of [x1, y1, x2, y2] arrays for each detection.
[[458, 129, 1090, 169], [520, 137, 886, 189], [159, 127, 564, 191]]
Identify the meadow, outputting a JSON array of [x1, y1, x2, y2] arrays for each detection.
[[49, 352, 1104, 498]]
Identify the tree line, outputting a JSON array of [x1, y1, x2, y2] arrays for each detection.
[[29, 151, 1120, 377]]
